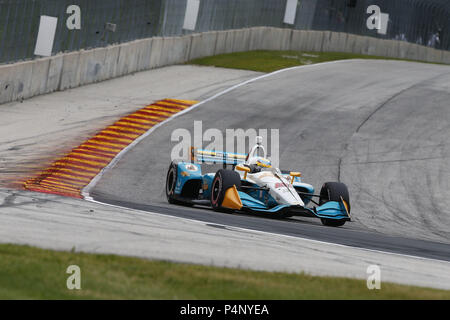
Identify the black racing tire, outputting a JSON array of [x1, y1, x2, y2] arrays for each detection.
[[165, 161, 179, 204], [320, 218, 346, 227], [211, 169, 241, 212], [319, 182, 350, 227]]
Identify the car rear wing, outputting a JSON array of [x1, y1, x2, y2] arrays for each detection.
[[190, 147, 247, 167]]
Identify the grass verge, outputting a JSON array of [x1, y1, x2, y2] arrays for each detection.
[[189, 50, 440, 73], [0, 243, 449, 299]]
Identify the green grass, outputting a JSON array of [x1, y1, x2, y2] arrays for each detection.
[[0, 243, 449, 299], [189, 50, 440, 73]]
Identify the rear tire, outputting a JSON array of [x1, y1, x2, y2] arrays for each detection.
[[319, 182, 350, 227], [211, 169, 241, 212]]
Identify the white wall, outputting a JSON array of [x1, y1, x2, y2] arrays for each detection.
[[1, 27, 449, 105]]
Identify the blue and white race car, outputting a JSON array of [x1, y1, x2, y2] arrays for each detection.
[[165, 137, 351, 227]]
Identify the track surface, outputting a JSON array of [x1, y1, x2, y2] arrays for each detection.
[[91, 60, 450, 260]]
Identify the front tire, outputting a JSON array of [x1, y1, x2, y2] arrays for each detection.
[[320, 218, 346, 227], [319, 182, 350, 227], [211, 169, 241, 212], [165, 161, 179, 204]]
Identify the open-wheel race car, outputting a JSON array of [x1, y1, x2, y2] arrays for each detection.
[[165, 137, 351, 227]]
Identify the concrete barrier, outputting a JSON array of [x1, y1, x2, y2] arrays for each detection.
[[427, 48, 442, 64], [103, 45, 120, 80], [149, 37, 164, 69], [367, 37, 382, 56], [398, 41, 411, 59], [290, 30, 307, 51], [214, 30, 229, 55], [313, 31, 325, 52], [416, 45, 429, 62], [59, 51, 81, 90], [376, 38, 387, 56], [0, 65, 12, 104], [117, 41, 140, 77], [187, 34, 202, 60], [324, 32, 347, 53], [387, 40, 400, 58], [337, 33, 349, 53], [353, 35, 368, 55], [1, 26, 450, 105], [281, 29, 293, 51], [136, 39, 153, 72], [224, 29, 236, 54], [13, 61, 34, 101], [0, 64, 13, 104], [159, 37, 175, 66], [409, 43, 422, 61], [232, 29, 251, 53], [301, 31, 312, 51], [30, 58, 52, 97], [0, 61, 33, 103], [45, 55, 63, 94], [204, 31, 219, 57], [161, 36, 190, 66], [77, 50, 93, 86], [189, 32, 218, 60], [321, 31, 332, 52], [249, 27, 264, 51], [261, 27, 282, 51], [304, 31, 323, 52], [343, 34, 356, 54], [443, 51, 450, 64], [78, 47, 108, 86]]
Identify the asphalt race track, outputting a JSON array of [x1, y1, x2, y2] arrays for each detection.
[[90, 59, 450, 261]]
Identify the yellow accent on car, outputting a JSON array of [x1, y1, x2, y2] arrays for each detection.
[[341, 196, 350, 217], [181, 171, 189, 177], [256, 158, 272, 168], [236, 164, 250, 179], [236, 165, 250, 172], [230, 154, 247, 159], [290, 172, 301, 184], [198, 150, 216, 156], [221, 185, 243, 210]]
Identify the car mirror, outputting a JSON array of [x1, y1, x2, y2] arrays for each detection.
[[290, 172, 301, 184], [236, 165, 250, 173], [236, 164, 250, 179]]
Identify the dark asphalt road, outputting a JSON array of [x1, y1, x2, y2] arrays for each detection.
[[91, 60, 450, 261]]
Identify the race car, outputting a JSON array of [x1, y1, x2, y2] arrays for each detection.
[[165, 137, 351, 227]]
